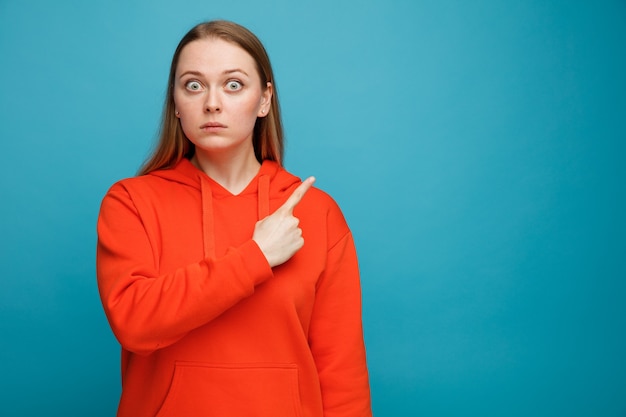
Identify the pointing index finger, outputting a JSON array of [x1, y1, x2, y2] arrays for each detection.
[[281, 176, 315, 214]]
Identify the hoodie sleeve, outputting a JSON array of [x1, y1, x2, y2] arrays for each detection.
[[307, 205, 373, 417], [96, 182, 273, 355]]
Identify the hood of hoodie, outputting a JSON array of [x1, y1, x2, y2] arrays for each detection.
[[148, 158, 301, 258]]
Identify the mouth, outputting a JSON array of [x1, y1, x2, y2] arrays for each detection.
[[201, 122, 226, 129]]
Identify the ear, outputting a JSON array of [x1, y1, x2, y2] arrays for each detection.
[[258, 82, 273, 117]]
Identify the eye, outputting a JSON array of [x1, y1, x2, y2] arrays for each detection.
[[225, 80, 243, 91], [185, 80, 203, 91]]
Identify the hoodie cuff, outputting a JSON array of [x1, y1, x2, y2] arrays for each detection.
[[241, 239, 273, 285]]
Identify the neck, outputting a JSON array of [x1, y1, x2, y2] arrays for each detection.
[[191, 147, 262, 195]]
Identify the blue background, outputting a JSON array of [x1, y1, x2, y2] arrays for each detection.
[[1, 0, 625, 415]]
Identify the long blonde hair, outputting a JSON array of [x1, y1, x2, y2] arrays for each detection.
[[138, 20, 284, 176]]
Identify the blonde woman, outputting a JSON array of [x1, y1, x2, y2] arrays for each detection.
[[97, 20, 371, 417]]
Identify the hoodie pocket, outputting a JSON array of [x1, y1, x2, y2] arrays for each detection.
[[156, 362, 303, 417]]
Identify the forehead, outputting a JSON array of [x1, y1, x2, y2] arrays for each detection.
[[176, 37, 258, 76]]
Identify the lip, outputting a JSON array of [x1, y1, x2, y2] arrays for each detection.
[[201, 122, 226, 129]]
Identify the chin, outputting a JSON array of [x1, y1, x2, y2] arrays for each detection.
[[192, 138, 252, 156]]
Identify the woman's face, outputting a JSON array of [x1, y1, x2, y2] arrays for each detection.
[[173, 38, 272, 160]]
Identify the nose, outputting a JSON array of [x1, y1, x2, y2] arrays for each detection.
[[204, 89, 221, 113]]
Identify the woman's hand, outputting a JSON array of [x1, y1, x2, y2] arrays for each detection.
[[253, 177, 315, 267]]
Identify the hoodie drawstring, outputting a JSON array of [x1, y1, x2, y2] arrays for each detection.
[[200, 176, 216, 259], [201, 173, 271, 259], [258, 175, 270, 219]]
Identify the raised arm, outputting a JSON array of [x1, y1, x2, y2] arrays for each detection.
[[96, 183, 273, 355], [97, 178, 316, 355]]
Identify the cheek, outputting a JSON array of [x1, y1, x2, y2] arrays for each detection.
[[236, 95, 262, 118], [174, 98, 202, 135], [173, 92, 190, 113], [172, 96, 198, 138]]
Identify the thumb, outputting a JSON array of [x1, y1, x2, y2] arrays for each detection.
[[279, 176, 315, 214]]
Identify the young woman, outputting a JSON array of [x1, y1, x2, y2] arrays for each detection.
[[97, 20, 372, 417]]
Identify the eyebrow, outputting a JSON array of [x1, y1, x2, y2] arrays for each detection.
[[224, 68, 249, 76], [178, 68, 249, 79]]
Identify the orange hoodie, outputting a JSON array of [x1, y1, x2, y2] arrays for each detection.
[[96, 159, 372, 417]]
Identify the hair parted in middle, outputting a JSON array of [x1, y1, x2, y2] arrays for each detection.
[[139, 20, 284, 176]]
